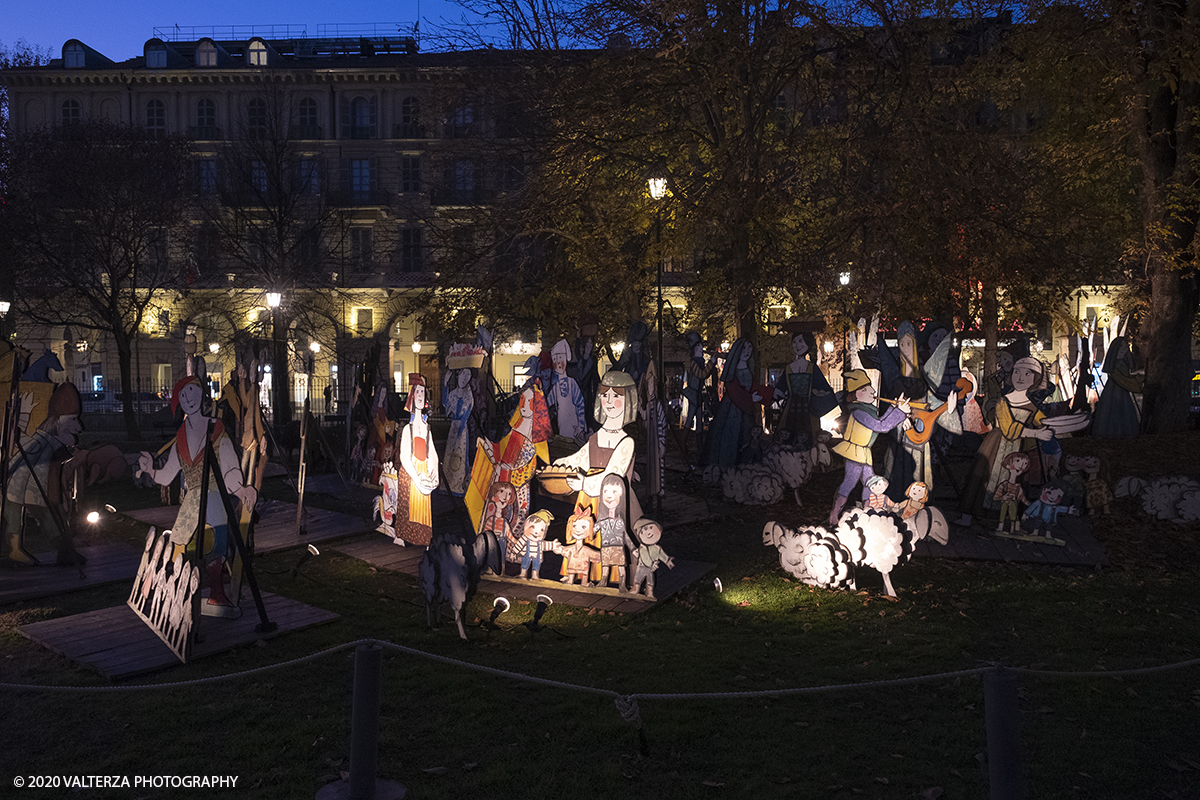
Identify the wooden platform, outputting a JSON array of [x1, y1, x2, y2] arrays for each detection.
[[122, 499, 370, 554], [333, 536, 716, 614], [18, 591, 339, 679], [0, 543, 142, 605], [914, 515, 1107, 567]]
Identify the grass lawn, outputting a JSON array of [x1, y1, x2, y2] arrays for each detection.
[[2, 430, 1199, 799]]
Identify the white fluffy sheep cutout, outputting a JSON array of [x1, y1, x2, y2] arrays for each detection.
[[711, 442, 828, 506], [764, 507, 923, 598], [1114, 475, 1200, 523]]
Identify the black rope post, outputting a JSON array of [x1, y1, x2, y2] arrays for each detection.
[[984, 666, 1026, 800], [317, 643, 405, 800]]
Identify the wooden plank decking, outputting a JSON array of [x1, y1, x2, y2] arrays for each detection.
[[122, 498, 370, 554], [0, 543, 143, 605], [333, 535, 715, 614], [914, 515, 1107, 567], [18, 591, 339, 680]]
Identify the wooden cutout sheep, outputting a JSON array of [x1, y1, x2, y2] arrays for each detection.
[[418, 509, 501, 640], [833, 508, 915, 598]]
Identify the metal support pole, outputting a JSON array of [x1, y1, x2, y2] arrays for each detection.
[[984, 667, 1026, 800], [316, 643, 405, 800]]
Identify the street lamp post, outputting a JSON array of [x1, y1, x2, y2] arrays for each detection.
[[648, 177, 668, 512], [266, 291, 288, 427], [839, 271, 851, 379]]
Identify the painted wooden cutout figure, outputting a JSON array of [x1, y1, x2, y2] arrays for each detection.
[[419, 517, 496, 641], [956, 357, 1053, 528], [366, 385, 396, 486], [630, 518, 675, 600], [992, 451, 1031, 534], [3, 381, 84, 566], [137, 376, 256, 617], [393, 375, 440, 546], [680, 331, 715, 431], [830, 369, 910, 525], [613, 320, 651, 388], [553, 505, 603, 586], [506, 509, 555, 580], [640, 359, 666, 505], [469, 382, 551, 534], [864, 475, 896, 512], [895, 481, 928, 520], [571, 313, 601, 429], [596, 473, 636, 589], [772, 321, 837, 451], [551, 370, 643, 523], [704, 338, 771, 469], [1082, 455, 1114, 515], [478, 479, 515, 571], [128, 527, 201, 662], [870, 321, 959, 501], [374, 461, 401, 536], [550, 338, 588, 444], [1092, 336, 1144, 438], [443, 343, 485, 497], [1017, 482, 1077, 545], [219, 357, 268, 492]]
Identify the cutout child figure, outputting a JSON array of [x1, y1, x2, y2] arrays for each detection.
[[596, 474, 636, 589], [551, 370, 643, 524], [366, 385, 396, 486], [550, 338, 587, 445], [553, 505, 602, 586], [704, 337, 770, 469], [772, 320, 837, 451], [895, 481, 929, 519], [830, 370, 910, 525], [374, 461, 400, 535], [864, 475, 895, 512], [1060, 454, 1088, 513], [956, 357, 1054, 529], [1018, 482, 1077, 545], [630, 518, 675, 601], [137, 376, 256, 617], [992, 451, 1031, 534], [506, 509, 556, 580], [479, 480, 515, 569], [393, 375, 439, 546], [1082, 455, 1114, 515], [471, 382, 551, 535]]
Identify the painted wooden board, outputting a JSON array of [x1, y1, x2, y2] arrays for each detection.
[[122, 499, 370, 553], [0, 543, 142, 604], [913, 515, 1107, 567], [332, 536, 715, 614], [18, 591, 339, 679]]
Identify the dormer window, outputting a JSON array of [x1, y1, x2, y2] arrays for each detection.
[[64, 43, 85, 68], [196, 41, 217, 68], [248, 40, 268, 67], [146, 43, 167, 69]]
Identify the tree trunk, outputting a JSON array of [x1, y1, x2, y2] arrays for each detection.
[[1140, 257, 1198, 433], [981, 282, 999, 378], [114, 329, 141, 441]]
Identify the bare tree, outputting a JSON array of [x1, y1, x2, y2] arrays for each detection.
[[1, 120, 194, 439]]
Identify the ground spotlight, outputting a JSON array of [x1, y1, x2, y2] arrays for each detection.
[[86, 511, 100, 524], [291, 544, 320, 578], [104, 504, 117, 513], [487, 597, 510, 628], [713, 577, 723, 593], [525, 594, 553, 633]]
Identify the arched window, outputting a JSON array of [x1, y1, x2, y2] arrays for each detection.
[[64, 43, 85, 68], [62, 99, 82, 126], [399, 96, 422, 138], [196, 41, 217, 68], [247, 98, 268, 138], [145, 99, 166, 139], [248, 40, 268, 67]]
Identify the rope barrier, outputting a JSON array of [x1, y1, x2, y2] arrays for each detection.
[[3, 635, 1197, 713]]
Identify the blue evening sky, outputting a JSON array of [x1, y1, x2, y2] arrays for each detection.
[[2, 0, 487, 62]]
